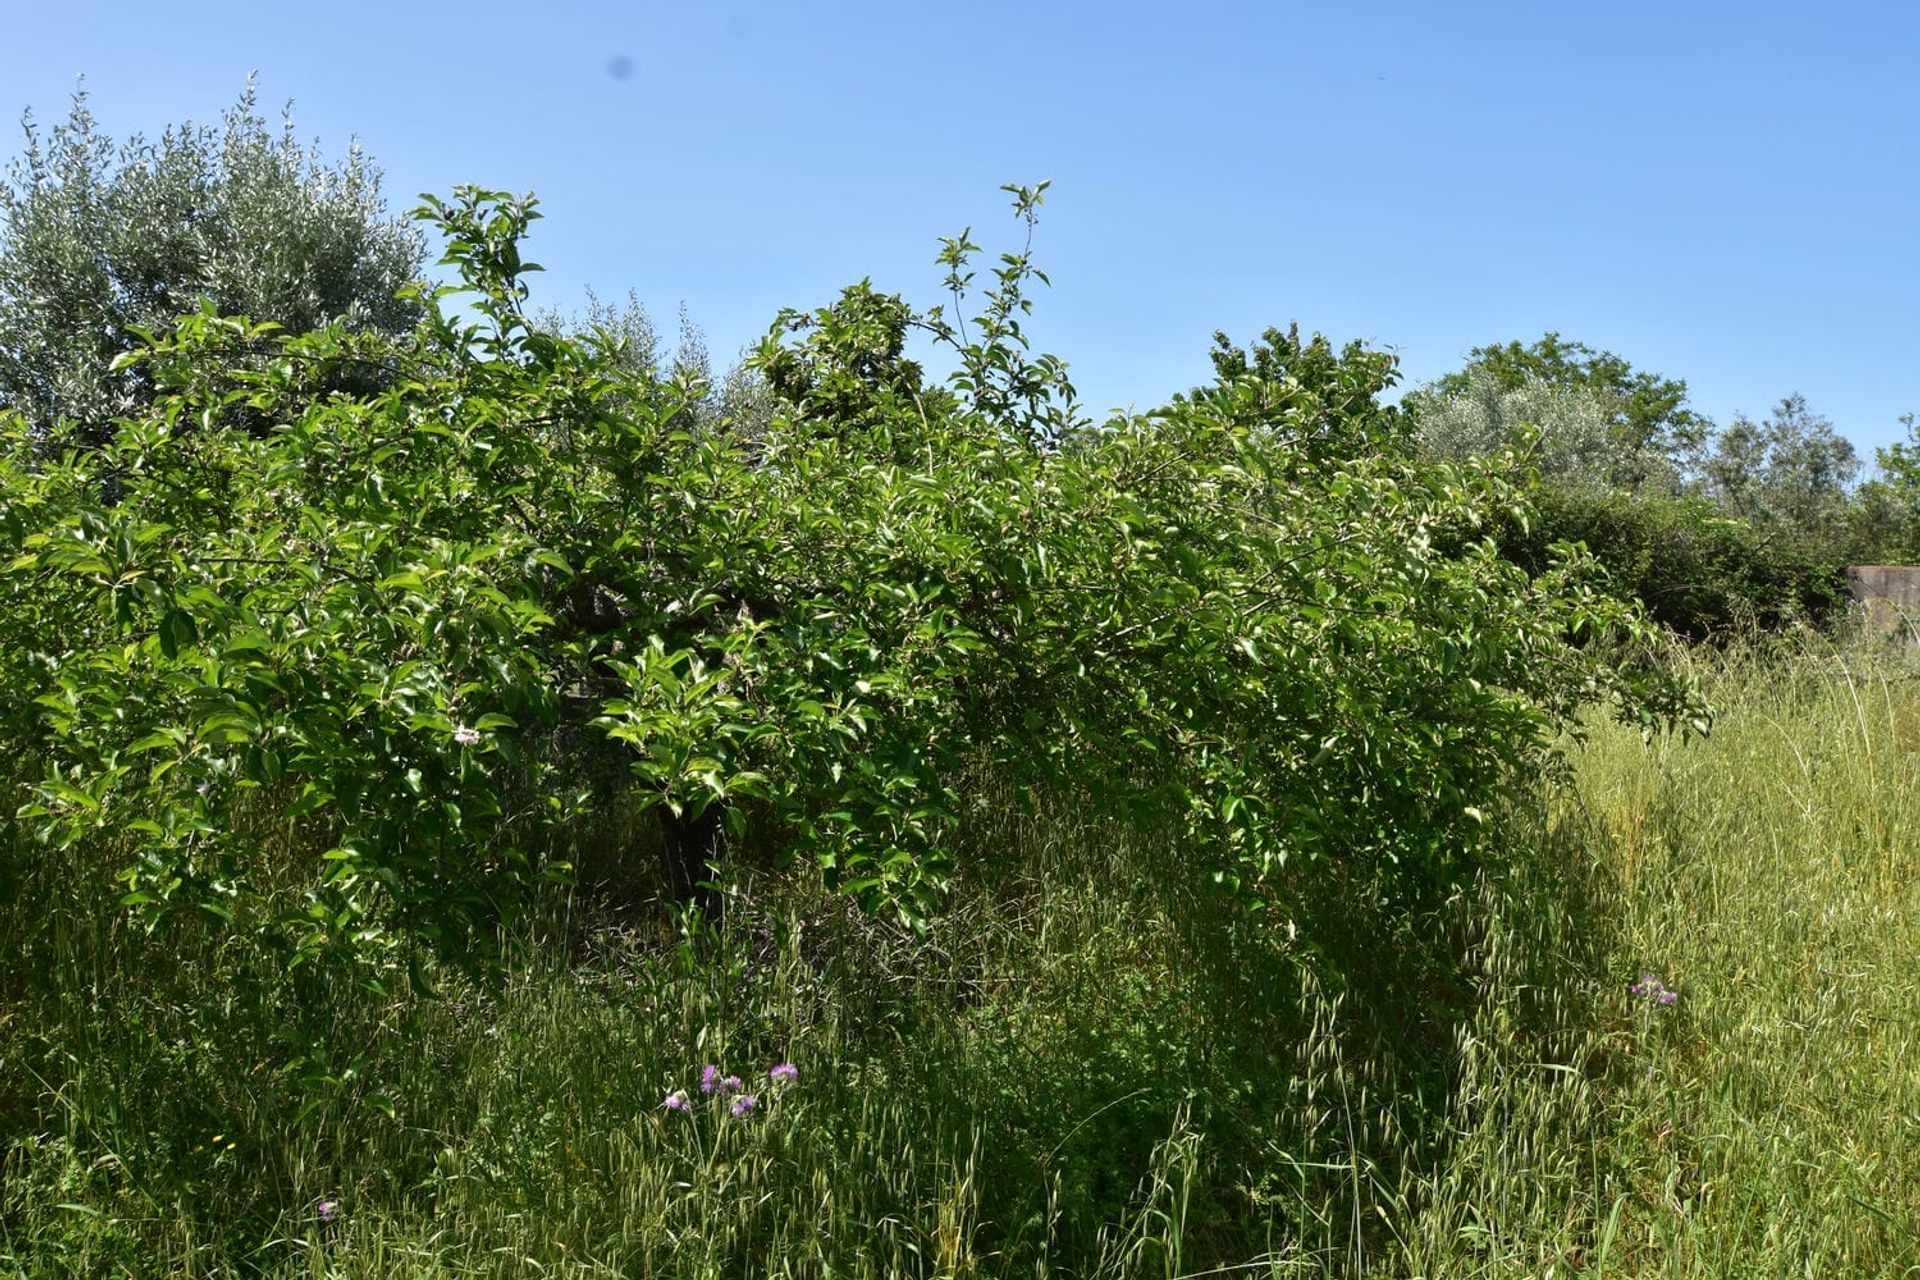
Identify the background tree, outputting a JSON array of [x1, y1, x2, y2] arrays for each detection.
[[1408, 332, 1705, 489], [0, 82, 424, 445], [535, 289, 778, 445], [1414, 367, 1676, 490], [1411, 342, 1870, 636], [1858, 412, 1920, 561], [1696, 393, 1858, 531]]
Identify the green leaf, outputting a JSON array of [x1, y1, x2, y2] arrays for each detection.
[[158, 608, 198, 659]]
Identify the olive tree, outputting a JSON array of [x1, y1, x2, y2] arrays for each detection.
[[1407, 333, 1708, 493], [1413, 367, 1674, 490], [0, 82, 424, 445]]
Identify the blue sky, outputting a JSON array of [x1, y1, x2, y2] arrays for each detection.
[[6, 1, 1917, 451]]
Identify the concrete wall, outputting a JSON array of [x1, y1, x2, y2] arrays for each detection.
[[1846, 565, 1920, 635]]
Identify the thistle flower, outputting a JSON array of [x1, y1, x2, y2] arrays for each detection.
[[661, 1089, 691, 1113], [721, 1074, 744, 1095], [316, 1198, 339, 1224], [1631, 974, 1679, 1005], [769, 1062, 799, 1084], [730, 1093, 758, 1118], [700, 1064, 721, 1094]]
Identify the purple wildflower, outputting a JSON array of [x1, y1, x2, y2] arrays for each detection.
[[769, 1062, 799, 1084], [316, 1198, 339, 1224], [700, 1064, 722, 1094], [1631, 974, 1679, 1005], [730, 1093, 758, 1118], [661, 1089, 691, 1113]]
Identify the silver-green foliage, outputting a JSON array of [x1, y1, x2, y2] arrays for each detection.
[[535, 289, 778, 443], [0, 82, 424, 443], [1415, 368, 1671, 490]]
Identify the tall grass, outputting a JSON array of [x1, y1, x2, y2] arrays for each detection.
[[1532, 642, 1920, 1274], [5, 641, 1919, 1276]]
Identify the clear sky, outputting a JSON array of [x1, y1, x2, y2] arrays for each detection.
[[5, 1, 1917, 451]]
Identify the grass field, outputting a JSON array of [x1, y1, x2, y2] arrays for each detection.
[[4, 640, 1918, 1276]]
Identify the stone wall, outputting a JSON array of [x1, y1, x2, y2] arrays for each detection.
[[1846, 565, 1920, 636]]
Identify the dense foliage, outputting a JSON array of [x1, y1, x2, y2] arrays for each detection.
[[1407, 332, 1706, 490], [1, 92, 1911, 1271], [1407, 332, 1915, 640], [0, 186, 1702, 992], [0, 84, 423, 447], [1503, 487, 1851, 639]]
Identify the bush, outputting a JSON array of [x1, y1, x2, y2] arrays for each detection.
[[0, 185, 1702, 1009], [1507, 484, 1851, 640]]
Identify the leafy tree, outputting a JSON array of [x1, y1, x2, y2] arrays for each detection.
[[1410, 332, 1705, 487], [0, 82, 424, 445], [1861, 413, 1920, 561], [1696, 393, 1858, 531], [1182, 322, 1407, 471], [1414, 368, 1675, 490]]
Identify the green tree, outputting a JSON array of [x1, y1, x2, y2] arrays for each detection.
[[1183, 322, 1406, 470], [1414, 367, 1675, 490], [1410, 332, 1705, 488], [1697, 393, 1858, 531], [0, 82, 424, 445], [1866, 412, 1920, 560]]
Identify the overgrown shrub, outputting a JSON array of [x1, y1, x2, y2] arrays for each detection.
[[0, 185, 1703, 1007], [1509, 484, 1851, 640]]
